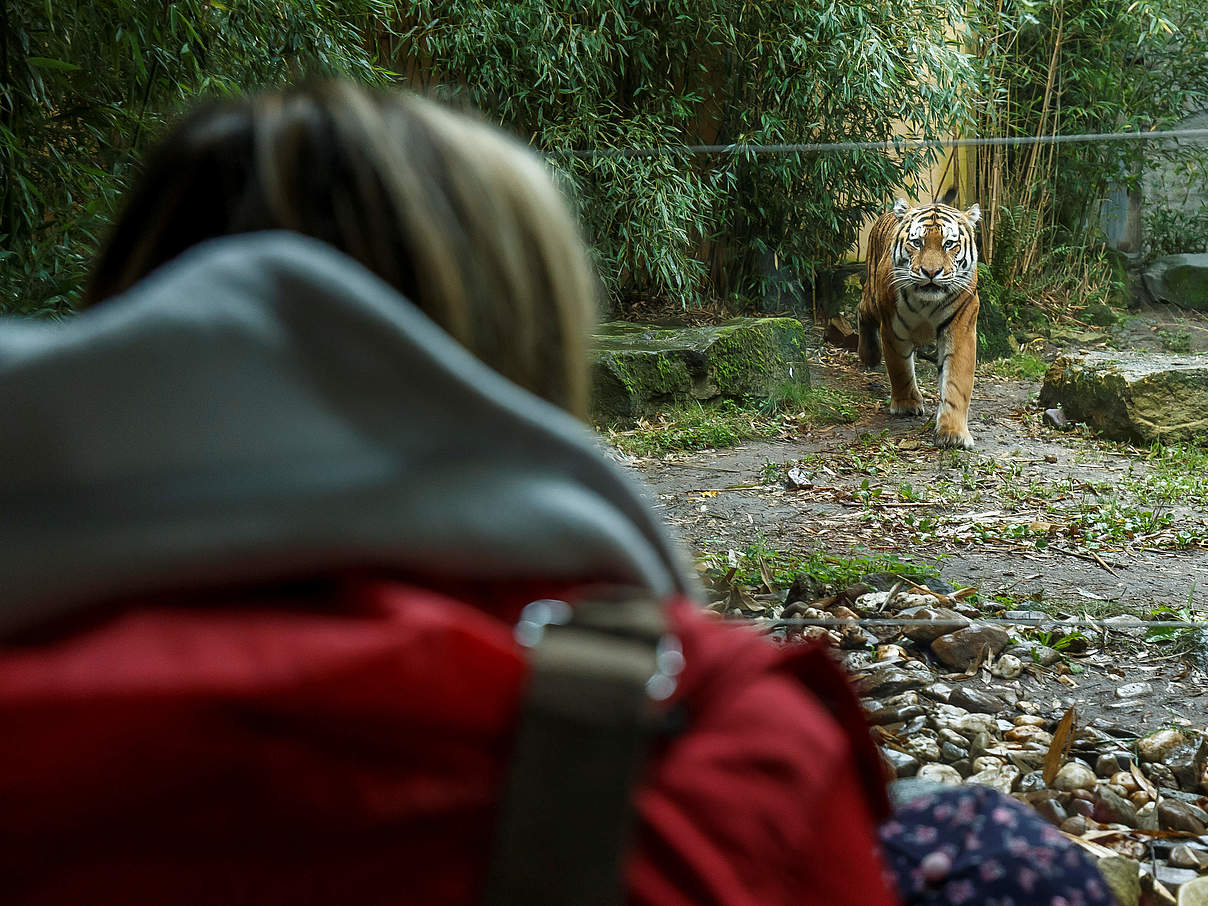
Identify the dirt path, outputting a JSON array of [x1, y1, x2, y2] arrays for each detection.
[[612, 307, 1208, 733]]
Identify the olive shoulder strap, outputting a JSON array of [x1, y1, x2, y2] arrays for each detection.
[[480, 595, 682, 906]]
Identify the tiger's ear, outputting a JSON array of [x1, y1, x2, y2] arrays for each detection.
[[965, 203, 981, 226], [892, 198, 910, 218], [939, 187, 958, 206]]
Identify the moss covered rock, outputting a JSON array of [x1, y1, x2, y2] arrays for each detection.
[[591, 317, 809, 420], [1142, 254, 1208, 312], [1039, 350, 1208, 444]]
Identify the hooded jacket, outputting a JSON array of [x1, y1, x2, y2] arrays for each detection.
[[0, 233, 897, 906]]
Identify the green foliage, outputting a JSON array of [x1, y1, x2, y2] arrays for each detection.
[[1, 0, 395, 314], [604, 381, 858, 456], [702, 540, 938, 591], [978, 353, 1050, 381], [971, 0, 1208, 317], [1145, 204, 1208, 258]]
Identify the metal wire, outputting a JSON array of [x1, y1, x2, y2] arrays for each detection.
[[728, 616, 1206, 630], [551, 127, 1208, 160]]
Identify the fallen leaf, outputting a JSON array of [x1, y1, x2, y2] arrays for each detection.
[[1043, 707, 1077, 787]]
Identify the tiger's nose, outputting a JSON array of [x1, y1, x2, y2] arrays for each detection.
[[920, 266, 942, 281]]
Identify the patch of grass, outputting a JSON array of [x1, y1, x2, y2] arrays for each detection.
[[1157, 327, 1192, 354], [977, 353, 1050, 382], [604, 399, 777, 456], [700, 540, 939, 592], [604, 383, 858, 457]]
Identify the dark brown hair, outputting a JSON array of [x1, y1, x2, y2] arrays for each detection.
[[88, 82, 598, 417]]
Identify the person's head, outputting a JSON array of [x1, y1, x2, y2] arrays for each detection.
[[87, 81, 598, 417]]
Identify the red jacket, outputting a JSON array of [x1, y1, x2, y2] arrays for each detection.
[[0, 579, 898, 906]]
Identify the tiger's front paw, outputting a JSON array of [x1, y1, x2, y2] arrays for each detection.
[[936, 426, 975, 449], [889, 399, 925, 417]]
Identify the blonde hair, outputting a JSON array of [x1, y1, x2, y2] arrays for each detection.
[[88, 82, 599, 417]]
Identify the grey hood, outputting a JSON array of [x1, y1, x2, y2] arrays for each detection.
[[0, 232, 699, 635]]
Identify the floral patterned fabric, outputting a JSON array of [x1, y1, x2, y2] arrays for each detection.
[[879, 785, 1117, 906]]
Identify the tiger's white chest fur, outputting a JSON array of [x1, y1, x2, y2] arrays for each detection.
[[894, 286, 962, 348]]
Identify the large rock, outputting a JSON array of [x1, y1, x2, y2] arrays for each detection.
[[1040, 351, 1208, 444], [591, 317, 809, 419], [1143, 254, 1208, 311]]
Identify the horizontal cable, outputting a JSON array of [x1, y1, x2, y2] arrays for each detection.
[[550, 127, 1208, 160], [726, 616, 1207, 630]]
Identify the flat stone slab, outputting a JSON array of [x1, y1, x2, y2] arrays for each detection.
[[1040, 350, 1208, 444], [591, 317, 808, 419], [1143, 254, 1208, 312]]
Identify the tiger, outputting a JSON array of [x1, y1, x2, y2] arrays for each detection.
[[857, 193, 982, 449]]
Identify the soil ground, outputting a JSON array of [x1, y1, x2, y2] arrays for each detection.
[[613, 302, 1208, 734]]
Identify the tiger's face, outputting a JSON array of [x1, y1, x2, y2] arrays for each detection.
[[890, 199, 981, 300]]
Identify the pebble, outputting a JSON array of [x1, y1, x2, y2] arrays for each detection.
[[1096, 856, 1141, 906], [938, 728, 971, 748], [917, 763, 964, 785], [1093, 783, 1139, 827], [1016, 770, 1048, 793], [1013, 715, 1046, 727], [930, 623, 1011, 670], [1061, 815, 1090, 835], [1177, 876, 1208, 906], [1111, 770, 1140, 793], [948, 686, 1007, 714], [992, 654, 1023, 679], [965, 764, 1020, 795], [1005, 641, 1063, 667], [903, 734, 942, 763], [1137, 801, 1160, 831], [899, 605, 969, 644], [1169, 844, 1208, 871], [953, 713, 997, 737], [1159, 799, 1208, 834], [1097, 751, 1134, 777], [883, 748, 920, 778], [866, 704, 926, 726], [972, 755, 1006, 773], [1052, 762, 1097, 793], [856, 663, 932, 697], [1116, 681, 1154, 699], [1004, 725, 1054, 747], [1139, 728, 1188, 763], [1030, 795, 1069, 827]]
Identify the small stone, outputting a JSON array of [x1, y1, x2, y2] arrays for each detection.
[[1031, 796, 1070, 827], [1170, 844, 1208, 871], [866, 704, 927, 726], [882, 691, 922, 709], [941, 742, 969, 764], [1155, 866, 1202, 893], [883, 748, 920, 778], [1130, 790, 1152, 808], [972, 755, 1006, 773], [965, 764, 1021, 795], [1093, 783, 1139, 827], [1052, 762, 1097, 792], [930, 623, 1011, 671], [1116, 682, 1154, 699], [1111, 771, 1140, 794], [899, 605, 969, 644], [939, 728, 971, 748], [952, 758, 973, 778], [1096, 856, 1141, 906], [1097, 751, 1134, 777], [1141, 873, 1178, 906], [1164, 739, 1208, 792], [855, 663, 932, 697], [1016, 770, 1048, 793], [992, 654, 1024, 679], [1140, 728, 1188, 763], [1177, 876, 1208, 906], [953, 713, 998, 737], [1136, 801, 1160, 830], [1004, 725, 1055, 747], [949, 686, 1008, 714], [903, 734, 942, 763], [1061, 815, 1089, 835], [1146, 762, 1181, 789], [1159, 800, 1208, 834], [920, 682, 954, 703], [917, 763, 964, 785], [1014, 715, 1046, 728]]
